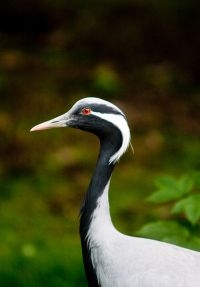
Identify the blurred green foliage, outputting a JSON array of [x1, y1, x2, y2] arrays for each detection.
[[0, 0, 200, 286], [137, 173, 200, 249]]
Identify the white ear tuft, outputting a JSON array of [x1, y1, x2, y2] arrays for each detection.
[[91, 112, 131, 164]]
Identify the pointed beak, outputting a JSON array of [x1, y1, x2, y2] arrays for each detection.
[[30, 113, 69, 132]]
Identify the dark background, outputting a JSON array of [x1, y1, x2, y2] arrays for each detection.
[[0, 1, 200, 286]]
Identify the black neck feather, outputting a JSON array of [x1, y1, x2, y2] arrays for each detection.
[[79, 125, 122, 287]]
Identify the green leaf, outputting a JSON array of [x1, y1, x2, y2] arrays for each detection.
[[154, 176, 177, 189], [187, 236, 200, 251], [148, 175, 194, 204], [136, 220, 190, 246], [172, 194, 200, 225], [148, 176, 178, 203], [177, 175, 194, 194]]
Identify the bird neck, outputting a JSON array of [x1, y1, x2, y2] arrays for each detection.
[[79, 135, 121, 287], [80, 137, 119, 235]]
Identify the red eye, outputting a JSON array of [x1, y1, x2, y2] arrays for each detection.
[[81, 108, 91, 115]]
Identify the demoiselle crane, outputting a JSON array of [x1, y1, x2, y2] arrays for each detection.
[[31, 97, 200, 287]]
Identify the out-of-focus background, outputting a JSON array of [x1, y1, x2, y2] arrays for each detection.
[[0, 1, 200, 286]]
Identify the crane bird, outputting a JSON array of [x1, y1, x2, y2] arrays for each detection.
[[31, 97, 200, 287]]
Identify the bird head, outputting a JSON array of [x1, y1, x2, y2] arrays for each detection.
[[31, 97, 131, 164]]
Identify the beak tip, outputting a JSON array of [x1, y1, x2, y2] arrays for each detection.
[[30, 124, 46, 132], [30, 125, 40, 132]]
